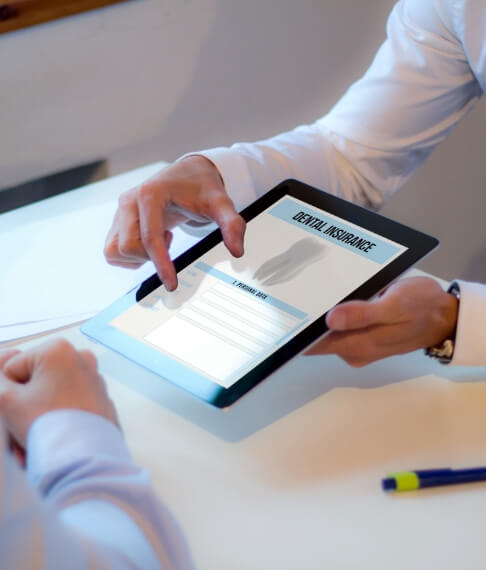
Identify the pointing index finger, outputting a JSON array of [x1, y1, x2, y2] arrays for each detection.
[[137, 184, 177, 291], [209, 197, 246, 258]]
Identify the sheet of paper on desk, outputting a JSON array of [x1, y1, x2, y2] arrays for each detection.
[[0, 202, 152, 326], [0, 162, 200, 341], [0, 208, 197, 323], [0, 313, 93, 343]]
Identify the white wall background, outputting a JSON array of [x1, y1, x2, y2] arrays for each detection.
[[1, 0, 485, 282]]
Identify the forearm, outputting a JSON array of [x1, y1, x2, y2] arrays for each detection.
[[199, 124, 388, 213], [1, 412, 192, 570], [1, 425, 89, 570], [197, 1, 480, 212]]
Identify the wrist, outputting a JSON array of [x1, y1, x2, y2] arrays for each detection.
[[425, 281, 460, 364], [27, 410, 127, 487], [179, 153, 225, 186]]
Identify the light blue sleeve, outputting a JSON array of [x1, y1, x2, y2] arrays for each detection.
[[0, 411, 193, 570]]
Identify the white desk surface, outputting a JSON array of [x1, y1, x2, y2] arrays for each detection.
[[8, 169, 486, 570]]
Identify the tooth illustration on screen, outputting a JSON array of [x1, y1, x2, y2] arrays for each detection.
[[253, 237, 326, 286]]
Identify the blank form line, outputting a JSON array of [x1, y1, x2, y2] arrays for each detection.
[[193, 298, 278, 343], [189, 301, 273, 348], [201, 292, 284, 339], [213, 282, 299, 329], [179, 307, 262, 354]]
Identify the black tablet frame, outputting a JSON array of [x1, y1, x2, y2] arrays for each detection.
[[82, 179, 439, 408]]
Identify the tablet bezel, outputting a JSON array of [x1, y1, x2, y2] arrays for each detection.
[[82, 179, 439, 408]]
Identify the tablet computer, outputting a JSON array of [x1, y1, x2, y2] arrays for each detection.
[[81, 179, 438, 408]]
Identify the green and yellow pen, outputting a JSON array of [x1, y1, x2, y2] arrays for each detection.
[[382, 467, 486, 492]]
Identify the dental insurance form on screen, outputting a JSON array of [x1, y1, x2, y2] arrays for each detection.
[[110, 195, 406, 389]]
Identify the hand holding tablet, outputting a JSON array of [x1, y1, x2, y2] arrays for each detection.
[[85, 179, 438, 407], [308, 275, 458, 367]]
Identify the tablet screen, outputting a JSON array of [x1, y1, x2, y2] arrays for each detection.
[[82, 179, 437, 407], [109, 194, 406, 391]]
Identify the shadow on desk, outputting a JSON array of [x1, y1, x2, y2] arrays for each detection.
[[100, 349, 486, 443]]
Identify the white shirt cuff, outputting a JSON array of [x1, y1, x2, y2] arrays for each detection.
[[452, 280, 486, 366]]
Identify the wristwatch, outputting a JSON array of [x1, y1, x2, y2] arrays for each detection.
[[424, 281, 460, 364]]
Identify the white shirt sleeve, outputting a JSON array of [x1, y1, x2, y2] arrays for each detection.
[[191, 1, 486, 366], [198, 1, 481, 213], [0, 411, 193, 570]]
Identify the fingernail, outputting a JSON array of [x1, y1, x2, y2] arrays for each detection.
[[327, 310, 345, 330]]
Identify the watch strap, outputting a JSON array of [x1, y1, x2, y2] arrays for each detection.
[[424, 281, 460, 364]]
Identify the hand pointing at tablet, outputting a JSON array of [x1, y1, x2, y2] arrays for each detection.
[[103, 161, 458, 368], [104, 155, 246, 291]]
